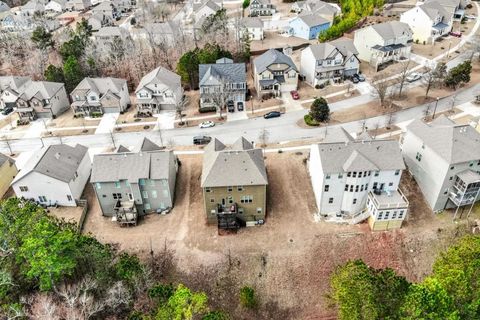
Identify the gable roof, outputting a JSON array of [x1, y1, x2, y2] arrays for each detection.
[[315, 138, 405, 173], [420, 1, 450, 21], [19, 81, 64, 101], [199, 60, 246, 86], [12, 144, 88, 184], [330, 38, 359, 56], [0, 1, 10, 12], [144, 21, 177, 35], [73, 77, 125, 95], [136, 66, 181, 93], [0, 153, 14, 167], [201, 137, 268, 187], [307, 42, 338, 60], [193, 0, 220, 13], [140, 137, 162, 152], [95, 26, 127, 38], [241, 16, 263, 28], [295, 13, 329, 27], [0, 76, 31, 93], [406, 115, 480, 164], [254, 48, 298, 73], [369, 21, 412, 40]]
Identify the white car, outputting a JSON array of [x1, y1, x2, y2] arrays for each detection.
[[406, 72, 422, 82], [199, 121, 215, 129]]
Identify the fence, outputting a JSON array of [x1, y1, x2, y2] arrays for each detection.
[[76, 199, 88, 233]]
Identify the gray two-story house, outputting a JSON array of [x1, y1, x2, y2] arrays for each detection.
[[249, 0, 276, 16], [199, 58, 246, 112], [70, 77, 131, 116], [91, 138, 178, 224]]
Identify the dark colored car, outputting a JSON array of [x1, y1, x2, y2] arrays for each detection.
[[352, 76, 359, 84], [237, 101, 244, 111], [354, 73, 365, 82], [449, 31, 462, 37], [227, 100, 235, 112], [193, 135, 212, 145], [1, 107, 13, 115], [264, 111, 281, 119]]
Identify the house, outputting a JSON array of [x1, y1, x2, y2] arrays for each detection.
[[87, 12, 112, 30], [92, 0, 118, 19], [135, 67, 183, 115], [240, 17, 264, 41], [401, 115, 480, 214], [253, 48, 298, 98], [300, 38, 360, 86], [70, 77, 131, 116], [249, 0, 276, 17], [308, 129, 408, 230], [141, 21, 180, 46], [11, 144, 91, 207], [91, 138, 178, 220], [0, 14, 36, 31], [201, 137, 268, 228], [289, 13, 330, 40], [199, 58, 246, 111], [424, 0, 466, 20], [45, 0, 66, 12], [291, 0, 340, 22], [19, 0, 45, 17], [65, 0, 91, 11], [0, 1, 10, 13], [93, 26, 130, 51], [112, 0, 134, 13], [0, 153, 17, 199], [353, 21, 413, 71], [0, 77, 69, 122], [193, 0, 220, 25], [400, 1, 452, 44]]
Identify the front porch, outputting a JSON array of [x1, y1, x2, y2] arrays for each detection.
[[16, 107, 37, 123], [258, 79, 282, 98], [72, 101, 103, 117]]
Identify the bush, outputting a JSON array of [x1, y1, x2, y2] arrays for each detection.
[[115, 253, 142, 281], [148, 283, 174, 303], [304, 114, 320, 126], [415, 39, 419, 44], [239, 286, 257, 309], [199, 106, 217, 113], [91, 111, 103, 118], [315, 84, 321, 89]]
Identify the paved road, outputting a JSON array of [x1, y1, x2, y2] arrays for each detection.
[[2, 83, 478, 155]]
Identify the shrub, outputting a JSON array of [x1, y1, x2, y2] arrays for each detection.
[[115, 253, 142, 281], [304, 114, 320, 126], [315, 84, 321, 89], [310, 97, 330, 123], [239, 286, 257, 309], [415, 39, 419, 44], [198, 106, 217, 113], [148, 283, 174, 303], [91, 111, 103, 118]]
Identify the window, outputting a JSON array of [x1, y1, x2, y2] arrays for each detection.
[[67, 195, 72, 201], [324, 185, 330, 192], [389, 182, 393, 186], [469, 161, 474, 167], [358, 172, 362, 178], [385, 211, 390, 219], [114, 182, 121, 188], [227, 186, 233, 192], [151, 190, 158, 198], [145, 203, 151, 210], [149, 180, 155, 187], [398, 210, 404, 219], [228, 196, 233, 204], [353, 198, 357, 204], [38, 196, 47, 202], [257, 207, 262, 214], [338, 173, 343, 178], [352, 172, 357, 178], [449, 176, 453, 180], [19, 186, 28, 192], [378, 212, 383, 220], [345, 184, 349, 191], [237, 186, 244, 191], [241, 196, 253, 203], [392, 211, 397, 219], [205, 187, 212, 193], [365, 183, 369, 189], [360, 185, 364, 192], [328, 198, 334, 204], [355, 185, 359, 192], [238, 208, 244, 214], [142, 191, 148, 199], [395, 170, 400, 175], [112, 193, 122, 200], [326, 174, 331, 179], [416, 152, 422, 161], [139, 179, 146, 186], [374, 171, 379, 177], [210, 198, 215, 203], [350, 185, 354, 192], [373, 182, 378, 189], [347, 172, 351, 177], [368, 171, 371, 176]]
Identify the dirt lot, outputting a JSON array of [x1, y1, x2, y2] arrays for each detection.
[[49, 109, 101, 129], [117, 104, 156, 124], [47, 205, 83, 226], [82, 152, 478, 319], [360, 60, 420, 80], [411, 36, 462, 59]]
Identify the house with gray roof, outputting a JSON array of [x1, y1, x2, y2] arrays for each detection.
[[424, 0, 466, 20], [240, 17, 264, 41], [192, 0, 220, 24], [253, 48, 298, 98], [70, 77, 131, 116], [93, 26, 130, 52], [201, 137, 268, 227], [91, 138, 178, 220], [0, 1, 10, 12], [400, 1, 452, 44], [309, 129, 408, 230], [0, 76, 69, 122], [353, 21, 413, 71], [248, 0, 276, 17], [402, 115, 480, 214], [301, 38, 360, 86], [92, 0, 119, 19], [135, 66, 183, 115], [65, 0, 92, 11], [199, 58, 246, 112], [88, 12, 112, 31], [288, 13, 331, 40], [11, 144, 91, 207], [291, 0, 340, 22]]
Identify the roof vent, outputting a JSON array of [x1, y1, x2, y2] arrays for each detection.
[[54, 152, 61, 160]]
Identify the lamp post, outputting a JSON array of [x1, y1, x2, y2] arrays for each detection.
[[432, 97, 440, 120]]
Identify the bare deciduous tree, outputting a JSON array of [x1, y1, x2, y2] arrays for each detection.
[[258, 128, 270, 148], [371, 74, 390, 107], [397, 60, 412, 98]]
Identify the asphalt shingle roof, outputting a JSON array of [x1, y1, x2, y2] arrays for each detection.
[[296, 13, 329, 27], [253, 49, 298, 73], [199, 60, 246, 86], [369, 21, 412, 41], [135, 66, 181, 93]]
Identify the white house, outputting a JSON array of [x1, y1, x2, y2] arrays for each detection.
[[87, 12, 112, 31], [424, 0, 467, 21], [0, 2, 10, 13], [353, 21, 413, 71], [193, 0, 220, 25], [400, 1, 452, 44], [135, 67, 183, 114], [401, 115, 480, 214], [12, 144, 91, 207], [65, 0, 91, 11], [301, 38, 360, 86], [45, 0, 66, 12], [240, 17, 264, 41], [249, 0, 276, 17], [308, 128, 408, 230]]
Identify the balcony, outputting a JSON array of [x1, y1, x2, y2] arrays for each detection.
[[449, 170, 480, 206], [113, 200, 138, 226], [368, 189, 409, 210], [216, 203, 242, 230]]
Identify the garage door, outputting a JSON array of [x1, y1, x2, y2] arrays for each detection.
[[104, 107, 121, 113], [344, 69, 357, 77], [36, 111, 51, 119], [160, 104, 175, 111]]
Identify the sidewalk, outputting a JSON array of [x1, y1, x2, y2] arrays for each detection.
[[94, 113, 119, 135]]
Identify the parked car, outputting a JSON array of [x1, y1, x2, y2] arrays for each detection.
[[290, 90, 300, 100], [227, 100, 235, 112], [449, 31, 462, 38], [353, 73, 365, 82], [193, 135, 212, 145], [465, 14, 476, 20], [199, 121, 215, 129], [1, 107, 13, 115], [406, 72, 422, 82], [237, 102, 244, 111], [351, 76, 359, 84], [264, 111, 281, 119]]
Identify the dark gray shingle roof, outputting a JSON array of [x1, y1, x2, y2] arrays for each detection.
[[253, 49, 298, 73]]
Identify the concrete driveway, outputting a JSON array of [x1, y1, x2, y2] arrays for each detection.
[[95, 113, 119, 135]]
